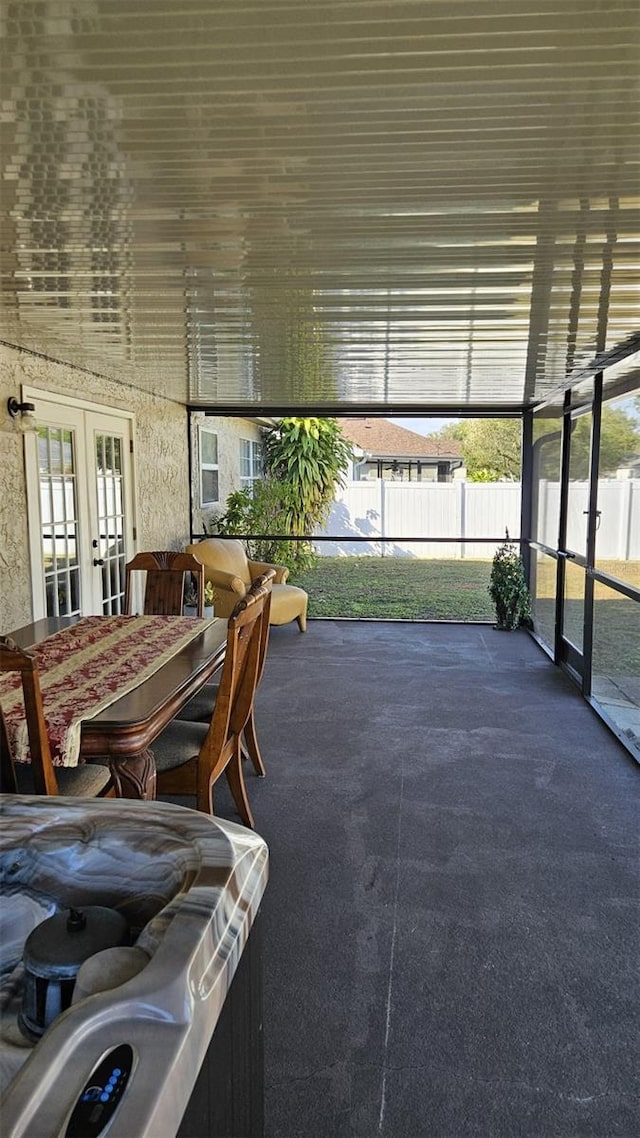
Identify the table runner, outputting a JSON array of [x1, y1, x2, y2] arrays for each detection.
[[0, 615, 216, 767]]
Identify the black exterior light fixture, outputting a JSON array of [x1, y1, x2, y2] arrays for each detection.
[[7, 396, 37, 434], [7, 396, 36, 419]]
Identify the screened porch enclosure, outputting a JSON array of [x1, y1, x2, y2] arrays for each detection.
[[190, 360, 639, 763], [1, 5, 639, 1133]]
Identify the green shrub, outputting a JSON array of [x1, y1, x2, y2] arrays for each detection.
[[211, 418, 353, 576], [209, 481, 313, 575], [488, 535, 532, 630]]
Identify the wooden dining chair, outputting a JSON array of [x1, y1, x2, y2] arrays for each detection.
[[175, 570, 275, 776], [0, 637, 115, 798], [124, 550, 205, 617], [152, 581, 270, 826]]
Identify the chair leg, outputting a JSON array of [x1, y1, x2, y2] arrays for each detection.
[[296, 611, 307, 632], [243, 709, 266, 777], [195, 775, 216, 816], [225, 740, 255, 829]]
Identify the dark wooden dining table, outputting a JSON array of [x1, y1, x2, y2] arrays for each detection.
[[7, 615, 227, 800]]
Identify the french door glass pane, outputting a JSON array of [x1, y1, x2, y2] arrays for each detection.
[[38, 426, 81, 617], [95, 432, 126, 614]]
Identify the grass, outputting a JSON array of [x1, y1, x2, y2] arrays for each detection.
[[290, 554, 640, 632], [290, 557, 496, 621], [289, 557, 639, 696], [534, 559, 640, 677], [289, 556, 638, 754]]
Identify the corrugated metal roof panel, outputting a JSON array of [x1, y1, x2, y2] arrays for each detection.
[[1, 0, 638, 408]]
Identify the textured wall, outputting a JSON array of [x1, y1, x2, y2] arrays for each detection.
[[190, 413, 266, 537], [0, 343, 189, 633]]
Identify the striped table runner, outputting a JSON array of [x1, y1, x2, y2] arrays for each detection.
[[0, 615, 216, 767]]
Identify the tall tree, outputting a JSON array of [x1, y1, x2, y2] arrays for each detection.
[[431, 419, 521, 481], [588, 406, 639, 477], [433, 409, 639, 481]]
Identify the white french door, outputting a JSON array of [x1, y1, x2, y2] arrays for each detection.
[[90, 411, 134, 614], [24, 392, 136, 619]]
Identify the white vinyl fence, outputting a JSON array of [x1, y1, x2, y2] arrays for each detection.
[[314, 479, 640, 560]]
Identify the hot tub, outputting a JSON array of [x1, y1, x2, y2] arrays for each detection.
[[0, 795, 268, 1138]]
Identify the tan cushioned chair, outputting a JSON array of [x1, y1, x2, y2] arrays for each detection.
[[186, 538, 308, 631]]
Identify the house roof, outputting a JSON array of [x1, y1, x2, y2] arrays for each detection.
[[337, 418, 463, 460]]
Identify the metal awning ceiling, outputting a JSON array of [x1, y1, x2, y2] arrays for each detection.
[[1, 1, 639, 412]]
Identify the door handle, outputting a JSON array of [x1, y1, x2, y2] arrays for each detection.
[[583, 509, 602, 530], [93, 558, 104, 567]]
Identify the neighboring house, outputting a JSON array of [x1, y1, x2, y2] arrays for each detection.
[[189, 414, 276, 537], [337, 418, 465, 482]]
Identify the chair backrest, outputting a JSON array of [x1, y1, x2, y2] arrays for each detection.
[[124, 551, 205, 616], [0, 636, 59, 795], [247, 569, 275, 689], [196, 584, 269, 794], [186, 538, 252, 587]]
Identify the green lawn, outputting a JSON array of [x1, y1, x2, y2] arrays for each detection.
[[290, 558, 640, 684], [290, 557, 496, 621]]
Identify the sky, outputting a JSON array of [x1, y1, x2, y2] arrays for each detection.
[[389, 417, 459, 437]]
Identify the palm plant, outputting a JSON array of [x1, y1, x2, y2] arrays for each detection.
[[262, 417, 352, 565]]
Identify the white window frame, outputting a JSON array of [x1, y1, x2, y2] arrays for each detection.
[[199, 424, 219, 506], [239, 438, 263, 493]]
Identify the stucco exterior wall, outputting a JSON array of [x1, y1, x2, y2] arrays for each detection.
[[190, 413, 267, 537], [0, 343, 189, 633]]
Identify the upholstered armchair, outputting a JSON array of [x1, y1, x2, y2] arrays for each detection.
[[186, 538, 308, 631]]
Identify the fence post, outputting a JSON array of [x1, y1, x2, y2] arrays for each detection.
[[540, 478, 547, 546], [459, 480, 465, 559], [622, 478, 633, 560], [380, 479, 386, 558]]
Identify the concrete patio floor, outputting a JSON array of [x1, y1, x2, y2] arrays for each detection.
[[193, 620, 639, 1137]]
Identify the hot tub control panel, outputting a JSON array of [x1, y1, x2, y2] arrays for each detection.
[[65, 1044, 134, 1138]]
